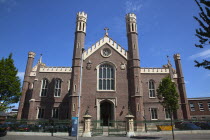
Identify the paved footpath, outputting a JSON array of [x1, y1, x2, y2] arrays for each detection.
[[1, 134, 210, 140]]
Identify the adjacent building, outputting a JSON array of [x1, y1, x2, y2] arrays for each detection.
[[188, 97, 210, 120]]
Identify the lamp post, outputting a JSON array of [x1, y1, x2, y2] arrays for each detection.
[[76, 48, 85, 140]]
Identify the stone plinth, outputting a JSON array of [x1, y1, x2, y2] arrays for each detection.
[[82, 115, 92, 137], [125, 114, 135, 137]]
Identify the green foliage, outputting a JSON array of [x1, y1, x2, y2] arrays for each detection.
[[157, 76, 179, 112], [194, 0, 210, 70], [0, 53, 21, 111]]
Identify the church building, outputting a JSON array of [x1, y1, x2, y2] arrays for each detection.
[[17, 12, 190, 124]]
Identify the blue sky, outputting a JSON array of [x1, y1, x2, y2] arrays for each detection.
[[0, 0, 210, 109]]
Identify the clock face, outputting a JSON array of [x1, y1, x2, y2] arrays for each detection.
[[102, 48, 111, 57]]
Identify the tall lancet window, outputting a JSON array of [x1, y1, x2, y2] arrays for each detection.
[[98, 64, 115, 90], [149, 80, 155, 98], [54, 79, 61, 97], [40, 79, 48, 97]]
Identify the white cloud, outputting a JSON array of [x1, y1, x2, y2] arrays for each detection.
[[17, 72, 24, 82], [190, 49, 210, 59], [125, 0, 143, 13]]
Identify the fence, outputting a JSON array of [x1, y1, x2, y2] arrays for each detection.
[[134, 119, 210, 132], [3, 119, 210, 135], [108, 120, 126, 136], [4, 119, 72, 133], [91, 120, 103, 136]]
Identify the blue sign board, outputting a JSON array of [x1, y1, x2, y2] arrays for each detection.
[[71, 117, 78, 136]]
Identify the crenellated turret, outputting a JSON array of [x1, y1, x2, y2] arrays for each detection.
[[70, 12, 88, 118], [17, 52, 36, 120], [174, 54, 190, 119], [76, 12, 87, 33], [126, 13, 138, 34], [126, 13, 140, 63], [126, 13, 144, 123]]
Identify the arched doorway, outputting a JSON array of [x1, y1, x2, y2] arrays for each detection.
[[100, 101, 114, 126]]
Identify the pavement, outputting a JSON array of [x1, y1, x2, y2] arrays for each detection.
[[6, 130, 210, 136], [1, 130, 210, 140], [1, 134, 210, 140]]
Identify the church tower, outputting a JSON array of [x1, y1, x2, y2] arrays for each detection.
[[69, 12, 87, 118], [174, 54, 190, 119], [126, 14, 144, 121], [17, 52, 35, 120]]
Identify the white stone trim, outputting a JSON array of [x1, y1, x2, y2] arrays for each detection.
[[150, 108, 158, 120], [164, 108, 171, 120], [67, 80, 71, 91], [96, 98, 116, 122], [173, 74, 178, 78], [30, 72, 36, 76], [39, 79, 48, 97], [28, 52, 36, 58], [101, 48, 112, 58], [96, 61, 116, 91], [188, 97, 210, 100], [51, 107, 59, 119], [39, 67, 72, 73], [148, 79, 156, 98], [32, 65, 38, 71], [141, 68, 169, 73], [29, 99, 35, 102], [83, 36, 127, 60]]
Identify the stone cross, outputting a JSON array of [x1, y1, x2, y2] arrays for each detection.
[[39, 54, 42, 63], [104, 27, 109, 36]]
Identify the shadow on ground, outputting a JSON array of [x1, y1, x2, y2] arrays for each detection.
[[131, 136, 161, 139], [52, 136, 73, 140]]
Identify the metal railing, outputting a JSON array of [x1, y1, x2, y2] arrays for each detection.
[[5, 119, 72, 133], [134, 119, 210, 132]]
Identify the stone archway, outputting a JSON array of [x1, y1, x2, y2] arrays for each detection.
[[96, 98, 116, 126], [100, 101, 114, 126]]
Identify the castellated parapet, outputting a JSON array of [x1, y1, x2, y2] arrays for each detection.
[[125, 13, 137, 33], [77, 11, 87, 22], [28, 52, 36, 58], [174, 53, 181, 60], [83, 36, 128, 60], [126, 13, 137, 23], [76, 11, 87, 33]]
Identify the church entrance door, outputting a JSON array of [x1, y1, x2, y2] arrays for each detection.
[[100, 101, 114, 126]]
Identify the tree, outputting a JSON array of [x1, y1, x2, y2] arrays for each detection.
[[0, 53, 21, 111], [157, 76, 179, 140], [194, 0, 210, 70]]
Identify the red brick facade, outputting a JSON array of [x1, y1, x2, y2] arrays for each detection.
[[188, 98, 210, 120], [17, 12, 190, 122]]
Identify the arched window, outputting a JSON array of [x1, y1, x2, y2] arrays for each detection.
[[40, 79, 48, 97], [98, 64, 115, 90], [54, 79, 61, 97], [149, 80, 155, 98]]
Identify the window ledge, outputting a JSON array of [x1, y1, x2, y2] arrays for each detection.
[[97, 90, 116, 93]]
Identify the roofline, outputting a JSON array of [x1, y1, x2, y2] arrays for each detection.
[[188, 97, 210, 100]]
